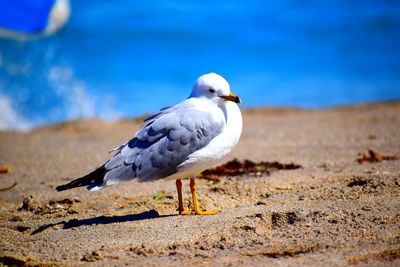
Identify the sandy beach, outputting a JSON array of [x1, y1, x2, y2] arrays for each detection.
[[0, 102, 399, 266]]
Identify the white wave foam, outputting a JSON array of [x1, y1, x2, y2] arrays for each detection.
[[0, 94, 31, 131], [47, 66, 122, 122], [48, 66, 96, 120]]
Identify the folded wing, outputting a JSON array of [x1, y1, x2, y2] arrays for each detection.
[[100, 106, 225, 188]]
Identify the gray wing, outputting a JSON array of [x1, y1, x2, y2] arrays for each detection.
[[102, 107, 224, 186]]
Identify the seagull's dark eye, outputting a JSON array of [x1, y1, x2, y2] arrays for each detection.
[[208, 88, 216, 93]]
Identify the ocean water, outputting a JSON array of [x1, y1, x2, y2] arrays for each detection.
[[0, 0, 399, 130]]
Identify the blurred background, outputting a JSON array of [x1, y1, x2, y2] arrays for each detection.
[[0, 0, 399, 131]]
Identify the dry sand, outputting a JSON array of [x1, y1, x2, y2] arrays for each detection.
[[0, 102, 399, 266]]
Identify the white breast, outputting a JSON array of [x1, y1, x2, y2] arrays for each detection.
[[173, 101, 243, 179]]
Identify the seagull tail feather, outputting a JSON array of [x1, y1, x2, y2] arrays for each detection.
[[56, 165, 106, 191]]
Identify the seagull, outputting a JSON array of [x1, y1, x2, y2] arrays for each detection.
[[56, 73, 242, 215]]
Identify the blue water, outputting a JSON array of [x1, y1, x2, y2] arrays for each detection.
[[1, 0, 400, 130]]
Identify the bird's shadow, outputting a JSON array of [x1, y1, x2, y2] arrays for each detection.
[[31, 209, 173, 235]]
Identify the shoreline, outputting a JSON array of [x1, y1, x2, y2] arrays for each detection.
[[1, 100, 399, 134]]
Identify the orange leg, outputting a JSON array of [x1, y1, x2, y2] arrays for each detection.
[[176, 179, 185, 214], [180, 178, 219, 215]]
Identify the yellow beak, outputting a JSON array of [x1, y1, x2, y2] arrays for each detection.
[[220, 92, 242, 104]]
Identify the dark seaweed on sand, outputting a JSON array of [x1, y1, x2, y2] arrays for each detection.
[[199, 159, 302, 181], [357, 149, 398, 164]]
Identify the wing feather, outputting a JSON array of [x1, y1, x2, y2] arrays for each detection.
[[101, 103, 224, 187]]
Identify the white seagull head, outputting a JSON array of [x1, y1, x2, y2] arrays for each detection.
[[190, 73, 242, 105]]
